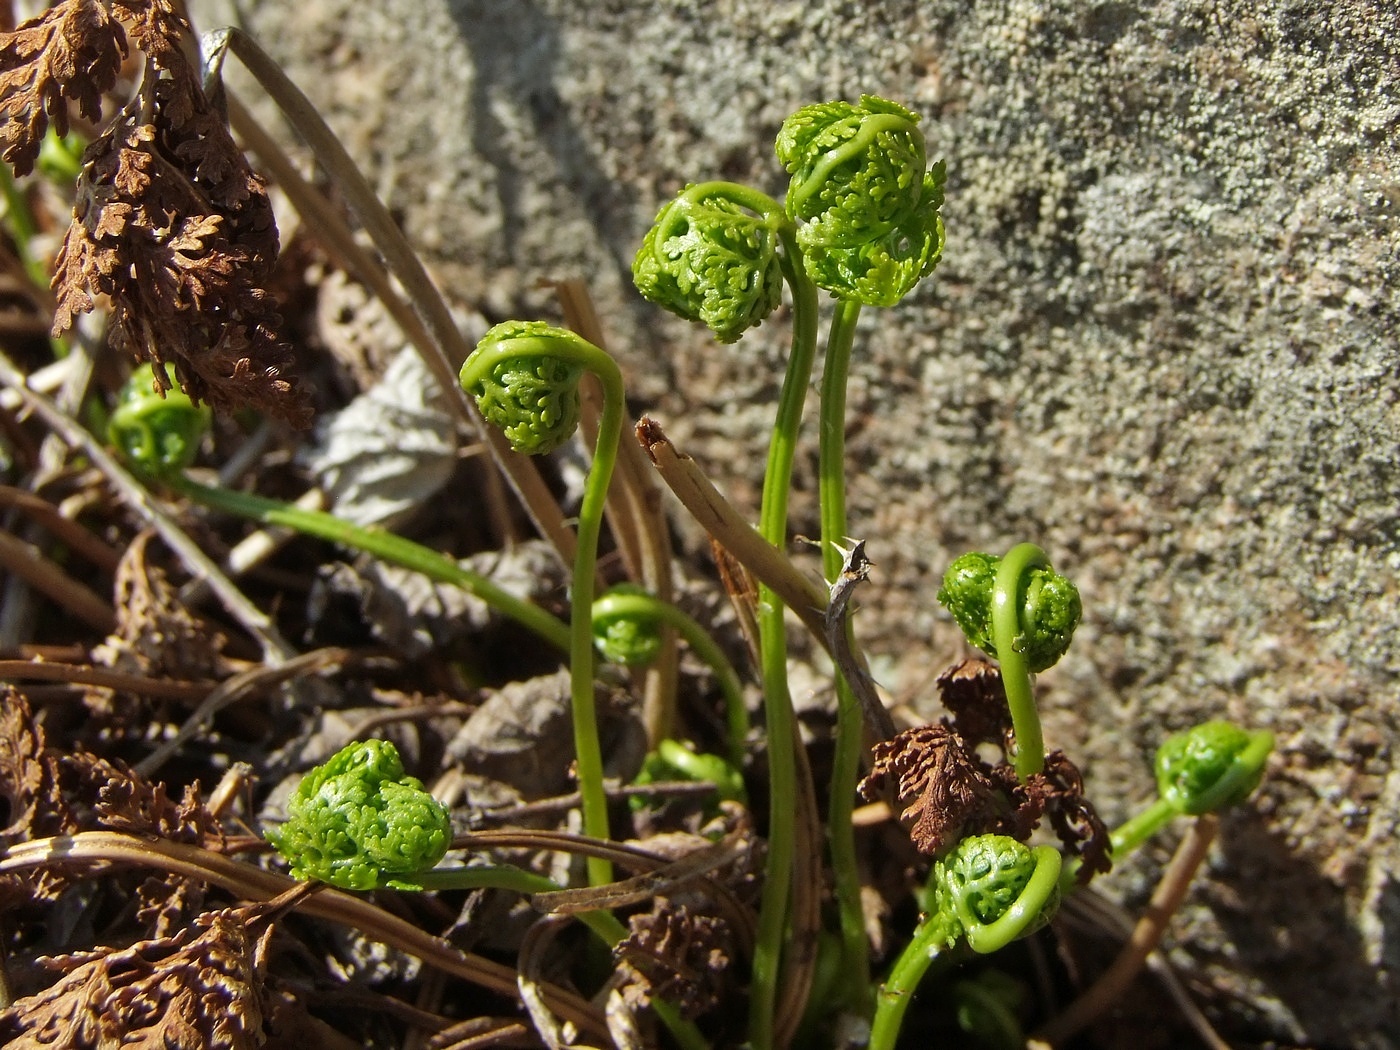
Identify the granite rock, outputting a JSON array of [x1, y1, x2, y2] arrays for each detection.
[[192, 1, 1400, 1044]]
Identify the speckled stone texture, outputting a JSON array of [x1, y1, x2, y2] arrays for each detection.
[[192, 0, 1398, 1044]]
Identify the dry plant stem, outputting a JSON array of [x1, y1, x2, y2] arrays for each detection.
[[135, 646, 352, 776], [1056, 891, 1232, 1050], [215, 30, 574, 563], [0, 659, 212, 700], [0, 349, 298, 662], [0, 831, 609, 1042], [555, 278, 681, 747], [1033, 814, 1220, 1046], [0, 527, 115, 632], [637, 418, 829, 645], [221, 90, 520, 549], [0, 483, 123, 572]]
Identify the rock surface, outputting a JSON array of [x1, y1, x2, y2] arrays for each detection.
[[193, 0, 1399, 1044]]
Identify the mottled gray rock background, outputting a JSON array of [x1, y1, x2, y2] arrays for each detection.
[[195, 0, 1398, 1045]]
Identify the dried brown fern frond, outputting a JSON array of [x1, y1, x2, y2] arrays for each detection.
[[0, 0, 126, 175], [1, 0, 311, 425], [0, 904, 274, 1050]]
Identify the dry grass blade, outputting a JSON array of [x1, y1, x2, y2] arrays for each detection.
[[531, 830, 747, 915], [0, 831, 610, 1042], [637, 417, 829, 644], [214, 28, 577, 565], [0, 484, 123, 572], [516, 913, 602, 1050], [0, 659, 211, 700], [134, 646, 352, 776], [0, 527, 115, 632]]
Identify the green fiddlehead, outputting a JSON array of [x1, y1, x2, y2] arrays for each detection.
[[632, 181, 789, 344], [777, 94, 945, 307], [266, 741, 708, 1048], [1107, 720, 1274, 861], [108, 363, 211, 476], [591, 585, 750, 763], [460, 321, 626, 886], [267, 739, 451, 891], [1155, 719, 1274, 816], [870, 835, 1061, 1050], [937, 543, 1081, 778], [108, 367, 572, 653], [459, 319, 587, 456]]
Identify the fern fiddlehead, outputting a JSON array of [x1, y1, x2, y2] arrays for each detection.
[[460, 321, 626, 886], [870, 835, 1062, 1050], [938, 544, 1082, 778], [592, 585, 750, 764]]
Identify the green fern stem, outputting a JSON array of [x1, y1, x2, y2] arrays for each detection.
[[591, 588, 750, 765], [818, 297, 872, 1011], [992, 542, 1051, 780], [165, 473, 571, 652], [748, 228, 821, 1050], [870, 843, 1061, 1050], [459, 334, 625, 887]]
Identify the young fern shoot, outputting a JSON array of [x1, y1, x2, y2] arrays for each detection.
[[869, 835, 1062, 1050], [777, 94, 948, 1012], [938, 543, 1081, 779], [459, 321, 626, 887], [592, 584, 751, 765], [636, 173, 821, 1048], [108, 365, 573, 653]]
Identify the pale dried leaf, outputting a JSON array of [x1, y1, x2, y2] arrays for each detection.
[[299, 348, 455, 528]]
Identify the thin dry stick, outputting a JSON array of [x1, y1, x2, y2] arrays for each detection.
[[1033, 814, 1220, 1047], [0, 659, 211, 700], [214, 30, 576, 565], [0, 484, 123, 572], [0, 348, 298, 662], [0, 528, 115, 632], [135, 647, 352, 776], [637, 417, 829, 644], [1057, 889, 1233, 1050], [0, 832, 609, 1042], [555, 279, 682, 746]]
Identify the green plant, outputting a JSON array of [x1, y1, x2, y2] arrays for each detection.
[[592, 585, 750, 764], [268, 740, 708, 1049], [459, 320, 627, 887], [869, 835, 1061, 1050], [937, 543, 1081, 778], [631, 92, 950, 1044], [1106, 719, 1275, 861], [107, 365, 573, 653]]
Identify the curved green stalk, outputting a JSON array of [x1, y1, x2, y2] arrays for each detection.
[[818, 297, 871, 1009], [871, 843, 1061, 1050], [461, 334, 625, 888], [748, 228, 820, 1050], [991, 542, 1050, 779], [869, 911, 961, 1050], [592, 589, 750, 764], [165, 473, 571, 652]]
